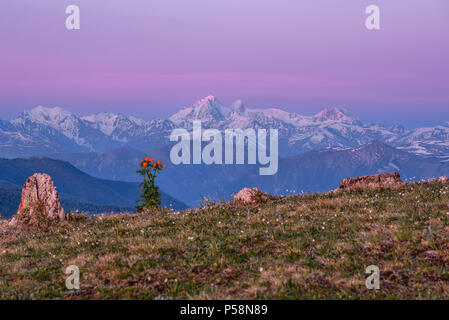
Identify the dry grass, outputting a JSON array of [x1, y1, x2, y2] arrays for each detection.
[[1, 181, 449, 299]]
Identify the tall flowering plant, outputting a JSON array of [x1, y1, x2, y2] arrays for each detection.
[[136, 157, 165, 212]]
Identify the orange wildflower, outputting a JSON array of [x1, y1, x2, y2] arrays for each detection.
[[143, 162, 148, 167], [153, 164, 157, 168]]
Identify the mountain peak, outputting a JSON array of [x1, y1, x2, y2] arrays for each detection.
[[192, 95, 230, 116], [24, 106, 73, 122], [12, 106, 76, 129], [170, 95, 231, 125], [313, 107, 352, 122], [193, 95, 219, 107]]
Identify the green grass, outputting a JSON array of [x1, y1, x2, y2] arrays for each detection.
[[1, 181, 449, 299]]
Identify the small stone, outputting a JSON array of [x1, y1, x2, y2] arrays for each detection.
[[233, 187, 271, 204], [437, 176, 449, 184], [424, 250, 440, 259]]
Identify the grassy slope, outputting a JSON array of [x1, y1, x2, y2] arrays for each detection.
[[0, 181, 448, 299]]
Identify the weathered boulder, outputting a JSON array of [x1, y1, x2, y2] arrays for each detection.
[[11, 173, 65, 225], [233, 187, 271, 204], [337, 172, 403, 191]]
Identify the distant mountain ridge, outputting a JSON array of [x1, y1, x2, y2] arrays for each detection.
[[222, 141, 449, 196], [47, 142, 449, 207], [0, 158, 187, 217], [1, 95, 448, 159]]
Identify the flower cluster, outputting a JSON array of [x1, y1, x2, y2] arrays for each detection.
[[136, 156, 165, 212], [140, 157, 165, 169]]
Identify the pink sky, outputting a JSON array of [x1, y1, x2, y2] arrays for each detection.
[[0, 0, 448, 127]]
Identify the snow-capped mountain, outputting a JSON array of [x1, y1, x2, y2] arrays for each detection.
[[168, 96, 449, 157], [0, 96, 448, 159], [169, 95, 232, 128], [11, 106, 118, 151], [390, 125, 449, 159], [81, 112, 176, 149]]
